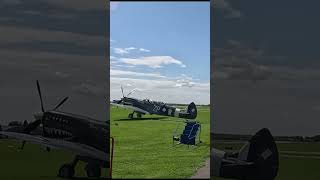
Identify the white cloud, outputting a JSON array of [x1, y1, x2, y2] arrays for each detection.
[[125, 47, 136, 51], [139, 48, 151, 52], [113, 48, 129, 55], [119, 56, 186, 68], [110, 56, 116, 60], [110, 69, 209, 104], [110, 69, 166, 78], [110, 77, 210, 104], [112, 64, 136, 68], [112, 47, 136, 55]]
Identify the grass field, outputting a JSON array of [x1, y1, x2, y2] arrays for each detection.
[[212, 141, 320, 180], [0, 139, 109, 179], [110, 105, 210, 178]]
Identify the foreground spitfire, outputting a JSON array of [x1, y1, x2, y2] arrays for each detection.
[[212, 128, 279, 180], [111, 86, 197, 119], [0, 80, 109, 178]]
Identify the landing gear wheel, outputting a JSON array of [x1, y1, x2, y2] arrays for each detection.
[[137, 113, 142, 119], [128, 113, 133, 119], [58, 164, 75, 178], [85, 163, 101, 178]]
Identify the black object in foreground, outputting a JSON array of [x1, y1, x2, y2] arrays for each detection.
[[212, 128, 279, 180]]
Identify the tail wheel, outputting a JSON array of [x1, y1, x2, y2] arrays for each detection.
[[58, 164, 75, 178], [85, 163, 101, 178]]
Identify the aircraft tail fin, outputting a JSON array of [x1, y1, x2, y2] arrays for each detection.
[[187, 102, 197, 119], [177, 102, 197, 119], [238, 128, 279, 179]]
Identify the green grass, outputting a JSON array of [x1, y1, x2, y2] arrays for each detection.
[[0, 139, 109, 179], [212, 142, 320, 180], [110, 105, 210, 178]]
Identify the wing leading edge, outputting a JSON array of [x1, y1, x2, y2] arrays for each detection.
[[0, 131, 108, 162]]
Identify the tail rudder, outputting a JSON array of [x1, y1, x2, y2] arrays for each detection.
[[187, 102, 197, 119], [238, 128, 279, 179], [176, 102, 197, 119]]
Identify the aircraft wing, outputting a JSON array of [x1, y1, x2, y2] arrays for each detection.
[[111, 102, 149, 114], [0, 131, 108, 162]]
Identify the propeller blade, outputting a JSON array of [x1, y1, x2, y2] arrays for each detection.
[[53, 97, 69, 111], [127, 88, 138, 97], [23, 119, 41, 134], [121, 86, 124, 98], [36, 80, 45, 112]]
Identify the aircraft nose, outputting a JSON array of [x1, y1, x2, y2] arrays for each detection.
[[34, 112, 44, 120]]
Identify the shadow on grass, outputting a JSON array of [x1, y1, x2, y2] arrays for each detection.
[[171, 141, 210, 150], [114, 117, 168, 121]]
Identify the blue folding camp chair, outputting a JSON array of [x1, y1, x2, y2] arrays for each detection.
[[173, 120, 201, 147]]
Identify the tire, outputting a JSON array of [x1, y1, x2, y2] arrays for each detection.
[[58, 164, 75, 178], [128, 113, 133, 119], [85, 163, 101, 178]]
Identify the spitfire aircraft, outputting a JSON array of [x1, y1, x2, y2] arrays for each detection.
[[0, 80, 110, 178], [111, 86, 197, 119], [212, 128, 279, 180]]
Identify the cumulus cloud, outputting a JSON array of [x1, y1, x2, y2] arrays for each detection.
[[113, 48, 129, 55], [125, 47, 136, 51], [110, 77, 209, 104], [110, 69, 209, 104], [119, 56, 186, 68], [112, 47, 152, 55], [110, 69, 166, 78], [112, 47, 137, 55], [139, 48, 151, 52]]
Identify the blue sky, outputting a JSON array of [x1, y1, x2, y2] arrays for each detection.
[[110, 2, 210, 104]]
